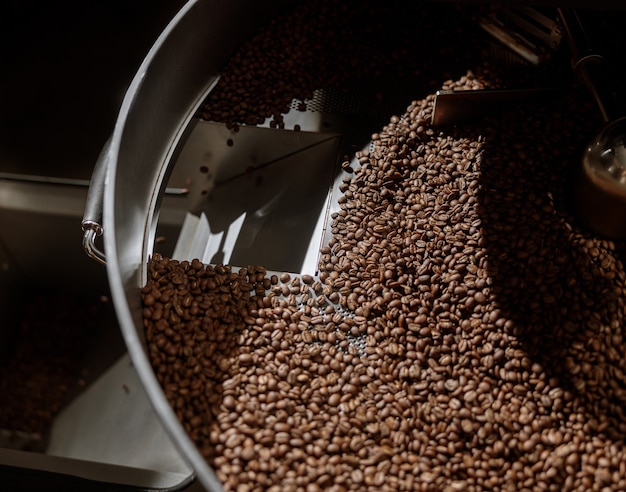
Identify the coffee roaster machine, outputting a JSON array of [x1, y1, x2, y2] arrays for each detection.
[[0, 2, 202, 490], [0, 0, 625, 490]]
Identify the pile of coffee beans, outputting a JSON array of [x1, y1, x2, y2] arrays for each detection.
[[142, 1, 626, 491], [144, 73, 626, 490], [197, 0, 489, 130]]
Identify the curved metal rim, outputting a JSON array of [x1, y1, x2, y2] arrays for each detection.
[[102, 1, 224, 490]]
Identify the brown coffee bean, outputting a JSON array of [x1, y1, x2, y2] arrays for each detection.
[[142, 7, 626, 489]]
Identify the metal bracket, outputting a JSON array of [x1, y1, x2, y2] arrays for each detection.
[[479, 6, 563, 65], [81, 138, 111, 265]]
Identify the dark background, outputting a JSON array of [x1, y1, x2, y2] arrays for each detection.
[[0, 0, 186, 180]]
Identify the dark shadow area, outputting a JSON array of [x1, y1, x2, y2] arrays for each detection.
[[471, 9, 626, 440], [0, 287, 124, 452], [0, 0, 187, 181]]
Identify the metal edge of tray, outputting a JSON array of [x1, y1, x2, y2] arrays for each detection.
[[0, 447, 193, 490], [102, 1, 291, 491]]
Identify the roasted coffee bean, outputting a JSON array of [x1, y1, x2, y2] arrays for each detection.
[[143, 1, 626, 490]]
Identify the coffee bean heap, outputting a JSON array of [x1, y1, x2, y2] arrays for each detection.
[[197, 0, 486, 130], [316, 74, 626, 491], [144, 67, 626, 490], [143, 1, 626, 490]]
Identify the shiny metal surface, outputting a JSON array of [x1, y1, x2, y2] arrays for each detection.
[[168, 120, 340, 274], [81, 138, 111, 264], [583, 117, 626, 194], [46, 353, 194, 487], [478, 5, 563, 65], [0, 1, 211, 490], [102, 1, 288, 490], [431, 87, 567, 126], [575, 117, 626, 238], [91, 1, 626, 490], [81, 227, 106, 265]]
